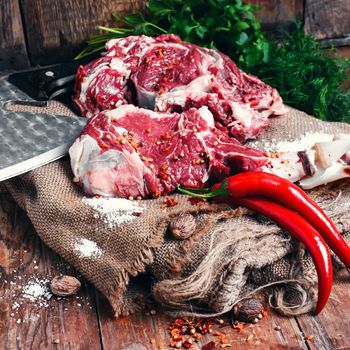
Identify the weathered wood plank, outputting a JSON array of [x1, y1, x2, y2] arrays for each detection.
[[0, 0, 29, 69], [97, 293, 307, 349], [247, 0, 304, 32], [295, 269, 350, 350], [304, 0, 350, 40], [0, 193, 101, 350], [19, 0, 146, 65]]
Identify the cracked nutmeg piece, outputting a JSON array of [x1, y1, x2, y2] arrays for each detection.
[[50, 275, 81, 297], [232, 298, 264, 323], [169, 213, 197, 240]]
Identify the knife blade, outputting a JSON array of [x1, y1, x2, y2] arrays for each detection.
[[0, 72, 87, 182]]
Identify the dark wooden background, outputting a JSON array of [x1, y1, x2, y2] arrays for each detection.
[[1, 0, 349, 70]]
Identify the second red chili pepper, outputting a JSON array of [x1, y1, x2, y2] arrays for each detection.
[[178, 172, 350, 269], [220, 196, 333, 314]]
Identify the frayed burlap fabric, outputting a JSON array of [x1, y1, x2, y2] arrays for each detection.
[[4, 103, 350, 316]]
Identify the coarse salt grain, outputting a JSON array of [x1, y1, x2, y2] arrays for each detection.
[[82, 197, 144, 228], [22, 278, 52, 303], [74, 238, 101, 258]]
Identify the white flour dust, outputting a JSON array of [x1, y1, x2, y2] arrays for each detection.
[[82, 197, 145, 229], [74, 238, 102, 258]]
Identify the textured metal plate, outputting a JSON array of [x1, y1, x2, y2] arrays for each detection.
[[0, 77, 87, 181]]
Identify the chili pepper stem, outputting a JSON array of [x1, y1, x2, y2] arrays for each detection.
[[177, 182, 228, 198], [176, 186, 211, 194]]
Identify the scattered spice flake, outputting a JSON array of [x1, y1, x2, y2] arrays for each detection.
[[214, 331, 227, 344], [182, 340, 193, 349], [160, 196, 178, 209], [232, 322, 244, 332], [202, 342, 217, 350], [156, 48, 164, 59], [171, 329, 181, 338], [150, 338, 156, 344], [305, 335, 314, 341], [188, 197, 208, 206]]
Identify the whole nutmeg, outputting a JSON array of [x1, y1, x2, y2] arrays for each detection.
[[50, 275, 81, 296], [169, 213, 196, 240], [232, 298, 264, 323]]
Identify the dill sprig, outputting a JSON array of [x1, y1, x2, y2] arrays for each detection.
[[253, 24, 350, 122]]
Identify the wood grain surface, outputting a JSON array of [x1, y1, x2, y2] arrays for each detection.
[[248, 0, 303, 32], [1, 0, 349, 68], [304, 0, 350, 41], [19, 0, 146, 65], [1, 191, 350, 349], [0, 193, 101, 350], [0, 0, 29, 70]]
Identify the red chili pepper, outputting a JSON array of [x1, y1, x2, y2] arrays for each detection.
[[220, 196, 333, 314], [178, 172, 350, 269]]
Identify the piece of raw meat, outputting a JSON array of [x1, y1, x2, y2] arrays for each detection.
[[69, 105, 308, 199], [73, 34, 287, 142]]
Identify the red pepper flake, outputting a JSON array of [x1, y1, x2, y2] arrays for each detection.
[[262, 310, 268, 318], [153, 191, 161, 198], [188, 197, 208, 206], [156, 48, 164, 59], [146, 128, 152, 133], [232, 322, 244, 332], [214, 331, 227, 344], [182, 340, 193, 349], [128, 137, 138, 150], [160, 196, 178, 209], [145, 56, 151, 64], [171, 329, 181, 338], [202, 342, 217, 350], [159, 89, 166, 95], [160, 132, 173, 140], [100, 143, 109, 150], [161, 164, 169, 171], [193, 159, 202, 165], [305, 335, 314, 341], [150, 338, 156, 344]]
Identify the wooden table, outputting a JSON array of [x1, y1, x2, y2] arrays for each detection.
[[1, 190, 350, 350]]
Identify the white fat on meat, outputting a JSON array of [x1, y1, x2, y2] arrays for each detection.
[[69, 134, 151, 198], [155, 76, 212, 111]]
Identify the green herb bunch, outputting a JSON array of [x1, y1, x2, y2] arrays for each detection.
[[254, 24, 350, 123], [76, 0, 271, 70], [76, 1, 349, 123]]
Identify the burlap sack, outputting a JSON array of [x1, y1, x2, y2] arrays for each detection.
[[4, 103, 350, 316]]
